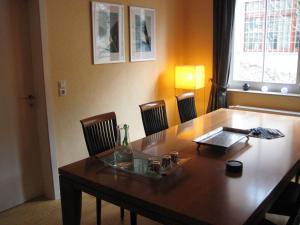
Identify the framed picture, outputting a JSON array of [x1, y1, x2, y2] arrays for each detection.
[[92, 2, 125, 64], [129, 7, 156, 62]]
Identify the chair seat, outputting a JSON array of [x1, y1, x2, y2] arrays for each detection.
[[269, 182, 300, 216]]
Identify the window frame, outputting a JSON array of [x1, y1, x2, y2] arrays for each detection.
[[228, 0, 300, 94]]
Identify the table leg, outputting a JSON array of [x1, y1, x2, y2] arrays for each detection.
[[60, 176, 82, 225], [130, 211, 137, 225]]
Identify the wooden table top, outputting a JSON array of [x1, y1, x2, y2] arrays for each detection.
[[59, 109, 300, 225]]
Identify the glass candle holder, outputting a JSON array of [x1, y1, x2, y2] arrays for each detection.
[[170, 151, 179, 163], [147, 157, 161, 174], [161, 155, 171, 169]]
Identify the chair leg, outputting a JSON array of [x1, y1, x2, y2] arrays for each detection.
[[130, 211, 137, 225], [286, 208, 300, 225], [96, 197, 101, 225], [296, 174, 299, 184], [120, 207, 124, 220]]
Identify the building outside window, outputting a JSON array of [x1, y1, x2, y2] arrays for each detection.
[[230, 0, 300, 92]]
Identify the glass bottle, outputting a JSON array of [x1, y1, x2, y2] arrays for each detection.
[[114, 124, 133, 164]]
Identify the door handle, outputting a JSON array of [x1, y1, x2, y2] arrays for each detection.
[[22, 95, 35, 107]]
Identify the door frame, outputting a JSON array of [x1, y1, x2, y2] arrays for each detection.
[[37, 0, 60, 199]]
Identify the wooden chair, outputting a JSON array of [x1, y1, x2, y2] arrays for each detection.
[[81, 112, 117, 156], [81, 112, 137, 225], [176, 92, 197, 123], [258, 182, 300, 225], [267, 182, 300, 225], [139, 100, 169, 136]]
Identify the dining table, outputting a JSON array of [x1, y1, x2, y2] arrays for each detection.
[[59, 108, 300, 225]]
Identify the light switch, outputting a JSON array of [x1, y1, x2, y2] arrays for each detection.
[[58, 80, 67, 96]]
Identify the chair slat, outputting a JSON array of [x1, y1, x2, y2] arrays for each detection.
[[96, 123, 104, 151], [100, 121, 108, 149], [94, 123, 102, 151]]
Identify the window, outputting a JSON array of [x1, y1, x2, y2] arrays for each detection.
[[230, 0, 300, 93]]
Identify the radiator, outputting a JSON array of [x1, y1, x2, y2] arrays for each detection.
[[229, 105, 300, 117]]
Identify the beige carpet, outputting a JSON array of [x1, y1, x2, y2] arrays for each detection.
[[0, 194, 160, 225], [0, 193, 288, 225]]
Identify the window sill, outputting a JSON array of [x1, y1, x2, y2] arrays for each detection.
[[228, 88, 300, 98]]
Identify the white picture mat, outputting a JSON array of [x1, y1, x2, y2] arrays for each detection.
[[130, 6, 156, 62], [92, 2, 125, 64]]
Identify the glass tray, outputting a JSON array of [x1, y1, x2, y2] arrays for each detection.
[[97, 150, 189, 179]]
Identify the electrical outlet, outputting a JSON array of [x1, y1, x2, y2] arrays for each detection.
[[59, 88, 66, 96]]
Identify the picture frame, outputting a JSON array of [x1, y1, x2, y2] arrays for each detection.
[[92, 2, 125, 64], [129, 7, 156, 62]]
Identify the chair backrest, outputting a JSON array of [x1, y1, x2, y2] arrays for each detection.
[[176, 92, 197, 123], [139, 100, 169, 136], [80, 112, 117, 156]]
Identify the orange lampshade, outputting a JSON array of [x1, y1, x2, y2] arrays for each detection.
[[175, 65, 205, 89]]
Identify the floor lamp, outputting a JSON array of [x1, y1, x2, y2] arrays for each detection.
[[175, 65, 206, 114]]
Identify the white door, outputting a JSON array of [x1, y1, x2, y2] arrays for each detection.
[[0, 0, 46, 211]]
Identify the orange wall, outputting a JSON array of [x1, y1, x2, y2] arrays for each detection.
[[45, 0, 214, 167], [183, 0, 213, 115], [46, 0, 185, 166]]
